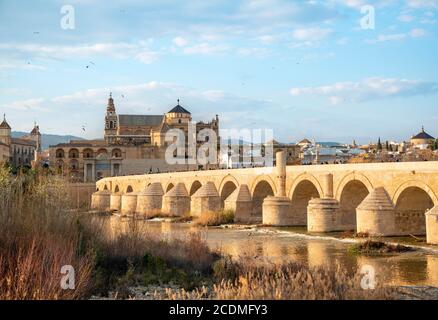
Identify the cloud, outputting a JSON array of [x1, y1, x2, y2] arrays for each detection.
[[367, 28, 426, 43], [407, 0, 438, 9], [331, 0, 396, 9], [182, 43, 229, 55], [398, 14, 415, 22], [0, 61, 46, 71], [410, 28, 427, 37], [257, 35, 277, 45], [292, 27, 333, 41], [135, 51, 159, 64], [0, 41, 159, 64], [237, 47, 271, 57], [172, 36, 188, 47], [290, 77, 438, 103]]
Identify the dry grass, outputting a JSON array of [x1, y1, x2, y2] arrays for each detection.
[[195, 210, 235, 226], [349, 240, 414, 255], [95, 218, 218, 273], [0, 167, 95, 299], [157, 256, 397, 300], [0, 167, 219, 299]]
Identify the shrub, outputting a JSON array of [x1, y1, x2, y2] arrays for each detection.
[[195, 209, 235, 226]]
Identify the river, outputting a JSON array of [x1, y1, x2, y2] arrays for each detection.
[[107, 216, 438, 288]]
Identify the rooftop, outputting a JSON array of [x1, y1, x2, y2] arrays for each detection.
[[11, 137, 37, 147], [168, 100, 191, 114], [118, 114, 164, 126], [0, 114, 11, 129], [412, 127, 435, 140]]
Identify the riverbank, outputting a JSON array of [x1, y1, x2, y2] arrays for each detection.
[[93, 215, 438, 300]]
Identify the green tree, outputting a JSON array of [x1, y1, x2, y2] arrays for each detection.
[[377, 138, 382, 151], [433, 139, 438, 151]]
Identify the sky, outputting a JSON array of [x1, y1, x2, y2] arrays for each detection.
[[0, 0, 437, 144]]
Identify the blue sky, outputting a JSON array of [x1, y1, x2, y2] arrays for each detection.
[[0, 0, 437, 144]]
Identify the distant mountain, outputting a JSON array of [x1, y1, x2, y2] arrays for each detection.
[[11, 131, 84, 150], [317, 142, 345, 148]]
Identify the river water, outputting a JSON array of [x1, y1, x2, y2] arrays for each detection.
[[107, 217, 438, 288]]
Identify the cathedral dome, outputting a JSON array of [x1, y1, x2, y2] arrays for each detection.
[[411, 126, 435, 146], [168, 99, 191, 114]]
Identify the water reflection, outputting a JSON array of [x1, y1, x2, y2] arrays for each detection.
[[106, 217, 438, 287]]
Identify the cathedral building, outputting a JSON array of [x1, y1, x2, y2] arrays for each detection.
[[49, 94, 220, 182], [410, 126, 435, 150], [0, 115, 41, 168]]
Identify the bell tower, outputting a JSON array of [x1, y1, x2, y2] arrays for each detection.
[[30, 121, 42, 153], [0, 114, 11, 146], [104, 93, 118, 143]]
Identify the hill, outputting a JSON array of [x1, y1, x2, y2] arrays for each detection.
[[11, 132, 84, 150]]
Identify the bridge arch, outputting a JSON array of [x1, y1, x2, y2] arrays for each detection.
[[289, 174, 322, 226], [166, 183, 174, 193], [252, 179, 275, 220], [288, 173, 323, 199], [250, 175, 277, 196], [335, 172, 373, 201], [189, 180, 202, 196], [393, 180, 437, 235], [392, 180, 438, 206], [219, 175, 239, 202], [126, 185, 133, 193], [338, 180, 370, 230], [114, 185, 120, 193], [220, 181, 238, 204]]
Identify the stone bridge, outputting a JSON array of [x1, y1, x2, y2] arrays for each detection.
[[92, 152, 438, 245]]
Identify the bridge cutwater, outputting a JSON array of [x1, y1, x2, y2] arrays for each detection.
[[91, 151, 438, 245]]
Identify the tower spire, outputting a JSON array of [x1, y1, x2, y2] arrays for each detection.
[[107, 92, 115, 112]]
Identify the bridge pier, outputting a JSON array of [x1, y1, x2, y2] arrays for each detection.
[[307, 198, 340, 232], [356, 187, 396, 236], [307, 174, 341, 232], [263, 151, 294, 226], [121, 192, 137, 216], [110, 192, 122, 212], [191, 181, 222, 217], [162, 183, 190, 217], [91, 190, 111, 212], [136, 182, 164, 217], [262, 196, 292, 226], [224, 184, 253, 223], [426, 206, 438, 245]]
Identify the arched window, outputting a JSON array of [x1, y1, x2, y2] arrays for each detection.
[[69, 159, 79, 171], [83, 148, 94, 158], [56, 149, 64, 158], [69, 148, 79, 159], [112, 148, 122, 158]]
